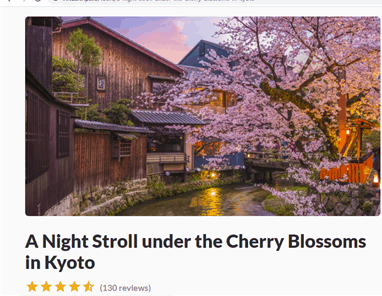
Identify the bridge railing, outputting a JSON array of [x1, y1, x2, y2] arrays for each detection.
[[245, 151, 291, 160]]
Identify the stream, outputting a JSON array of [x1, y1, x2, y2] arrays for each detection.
[[117, 178, 297, 216]]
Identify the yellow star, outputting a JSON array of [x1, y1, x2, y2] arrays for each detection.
[[41, 281, 52, 292], [84, 281, 94, 292], [55, 281, 66, 292], [69, 281, 80, 292], [27, 281, 38, 292]]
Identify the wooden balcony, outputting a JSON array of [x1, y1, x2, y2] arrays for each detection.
[[147, 153, 190, 164]]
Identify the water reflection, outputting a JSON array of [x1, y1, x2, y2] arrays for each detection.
[[189, 188, 222, 216], [116, 182, 288, 216]]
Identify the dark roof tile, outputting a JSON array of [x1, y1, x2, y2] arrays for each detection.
[[131, 110, 205, 125], [75, 119, 153, 133]]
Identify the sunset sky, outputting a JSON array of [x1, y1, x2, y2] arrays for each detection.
[[63, 17, 227, 64]]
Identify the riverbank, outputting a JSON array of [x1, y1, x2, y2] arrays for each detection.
[[117, 182, 273, 216], [262, 183, 380, 216], [78, 175, 241, 216]]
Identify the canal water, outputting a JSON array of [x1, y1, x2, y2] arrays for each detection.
[[117, 178, 297, 216]]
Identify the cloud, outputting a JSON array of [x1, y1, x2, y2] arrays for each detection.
[[131, 18, 193, 64]]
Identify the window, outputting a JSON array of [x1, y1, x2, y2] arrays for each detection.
[[57, 110, 70, 158], [152, 82, 165, 94], [26, 91, 50, 183], [120, 142, 131, 157], [225, 93, 236, 108], [194, 141, 222, 156], [112, 137, 132, 161], [147, 128, 184, 153]]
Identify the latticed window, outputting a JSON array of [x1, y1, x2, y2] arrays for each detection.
[[57, 110, 70, 158], [120, 142, 131, 157], [26, 90, 50, 183]]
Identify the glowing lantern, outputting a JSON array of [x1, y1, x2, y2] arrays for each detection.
[[211, 172, 216, 178], [373, 173, 379, 187], [247, 153, 251, 158], [210, 190, 216, 196], [346, 129, 350, 135]]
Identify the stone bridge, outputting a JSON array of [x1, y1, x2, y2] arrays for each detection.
[[244, 152, 299, 182]]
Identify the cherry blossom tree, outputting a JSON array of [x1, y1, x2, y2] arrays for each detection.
[[143, 17, 380, 215]]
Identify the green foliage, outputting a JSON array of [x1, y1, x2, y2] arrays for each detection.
[[76, 101, 103, 122], [362, 130, 380, 153], [65, 28, 102, 69], [52, 56, 83, 95], [103, 99, 134, 126], [263, 186, 308, 216], [362, 201, 372, 214], [263, 195, 295, 216], [66, 28, 103, 102], [147, 175, 165, 198]]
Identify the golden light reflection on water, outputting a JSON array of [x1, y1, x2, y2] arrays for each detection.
[[189, 187, 222, 216]]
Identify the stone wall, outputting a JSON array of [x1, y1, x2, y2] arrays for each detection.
[[323, 188, 380, 216], [44, 178, 148, 216], [44, 194, 73, 216]]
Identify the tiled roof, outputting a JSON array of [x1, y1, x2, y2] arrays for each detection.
[[131, 110, 205, 125], [179, 39, 233, 65], [75, 119, 153, 133], [178, 65, 205, 79], [114, 133, 138, 140]]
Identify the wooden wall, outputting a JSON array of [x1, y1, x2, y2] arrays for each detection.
[[25, 85, 75, 216], [53, 24, 181, 110], [26, 24, 53, 92], [74, 132, 147, 195]]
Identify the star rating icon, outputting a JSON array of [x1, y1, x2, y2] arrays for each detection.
[[69, 281, 80, 292], [84, 281, 94, 292], [27, 281, 94, 292], [55, 281, 66, 292], [42, 281, 52, 292], [27, 281, 38, 292]]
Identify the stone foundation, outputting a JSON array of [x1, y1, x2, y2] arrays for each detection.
[[44, 194, 74, 216], [44, 178, 148, 216], [323, 188, 380, 216]]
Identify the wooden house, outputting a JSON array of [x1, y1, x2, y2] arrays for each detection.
[[128, 110, 205, 182], [53, 17, 184, 110], [178, 43, 244, 169], [73, 120, 153, 194], [26, 17, 77, 216]]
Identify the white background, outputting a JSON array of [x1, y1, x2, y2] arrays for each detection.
[[1, 3, 382, 295]]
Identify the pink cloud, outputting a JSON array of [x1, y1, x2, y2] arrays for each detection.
[[132, 19, 192, 64]]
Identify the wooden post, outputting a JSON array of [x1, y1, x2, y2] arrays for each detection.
[[338, 69, 347, 155]]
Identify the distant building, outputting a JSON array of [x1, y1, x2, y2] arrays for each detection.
[[128, 110, 205, 182], [179, 39, 232, 69], [178, 40, 244, 169]]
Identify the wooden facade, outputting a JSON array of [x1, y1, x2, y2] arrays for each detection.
[[52, 18, 183, 110], [73, 132, 147, 195], [25, 17, 76, 216]]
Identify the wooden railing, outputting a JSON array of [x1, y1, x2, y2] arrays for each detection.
[[320, 154, 373, 184], [147, 153, 190, 164], [245, 151, 291, 160], [53, 92, 78, 104]]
